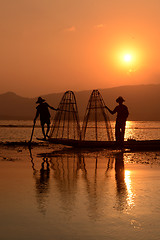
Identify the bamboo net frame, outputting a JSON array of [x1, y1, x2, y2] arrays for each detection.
[[49, 91, 81, 140], [49, 90, 113, 142], [81, 90, 114, 141]]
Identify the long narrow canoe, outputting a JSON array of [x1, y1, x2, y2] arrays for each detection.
[[47, 138, 160, 150]]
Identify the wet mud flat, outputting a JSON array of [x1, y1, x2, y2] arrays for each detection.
[[0, 141, 64, 162], [0, 140, 160, 164]]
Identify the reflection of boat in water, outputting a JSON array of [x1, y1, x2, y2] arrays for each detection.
[[36, 149, 134, 216], [29, 144, 139, 217], [45, 90, 160, 151], [43, 150, 115, 218]]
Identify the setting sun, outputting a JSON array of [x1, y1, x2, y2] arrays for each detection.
[[124, 54, 132, 62]]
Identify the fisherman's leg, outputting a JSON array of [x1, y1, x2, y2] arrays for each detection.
[[41, 122, 46, 139], [115, 122, 121, 142], [121, 122, 126, 142], [46, 119, 50, 137]]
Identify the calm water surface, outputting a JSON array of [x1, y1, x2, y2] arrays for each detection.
[[0, 147, 160, 240], [0, 120, 160, 142]]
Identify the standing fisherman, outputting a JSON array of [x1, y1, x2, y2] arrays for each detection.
[[105, 96, 129, 145], [34, 97, 58, 140]]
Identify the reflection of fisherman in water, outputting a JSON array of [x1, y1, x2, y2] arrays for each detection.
[[115, 152, 125, 191], [39, 157, 50, 187], [29, 147, 51, 215], [35, 157, 50, 215], [114, 152, 127, 211], [106, 96, 129, 145]]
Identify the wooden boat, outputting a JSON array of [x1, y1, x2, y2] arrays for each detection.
[[48, 138, 160, 150]]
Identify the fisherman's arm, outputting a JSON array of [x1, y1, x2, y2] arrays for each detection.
[[48, 104, 59, 111], [105, 106, 117, 115]]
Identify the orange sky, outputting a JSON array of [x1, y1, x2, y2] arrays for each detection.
[[0, 0, 160, 97]]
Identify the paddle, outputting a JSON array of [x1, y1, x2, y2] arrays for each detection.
[[29, 121, 36, 144]]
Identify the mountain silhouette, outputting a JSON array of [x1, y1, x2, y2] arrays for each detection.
[[0, 92, 35, 120], [0, 84, 159, 121]]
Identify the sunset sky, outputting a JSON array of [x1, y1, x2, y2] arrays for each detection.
[[0, 0, 160, 97]]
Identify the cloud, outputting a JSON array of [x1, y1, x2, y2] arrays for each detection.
[[94, 24, 105, 29], [64, 26, 76, 32]]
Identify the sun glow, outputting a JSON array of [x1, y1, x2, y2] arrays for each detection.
[[124, 54, 132, 62], [117, 48, 140, 74], [106, 42, 144, 79], [111, 46, 138, 70]]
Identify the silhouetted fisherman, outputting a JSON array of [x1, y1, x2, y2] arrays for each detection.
[[34, 97, 58, 139], [105, 96, 129, 144]]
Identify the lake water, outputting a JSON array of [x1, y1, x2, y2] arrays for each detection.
[[0, 120, 160, 142], [0, 121, 160, 240]]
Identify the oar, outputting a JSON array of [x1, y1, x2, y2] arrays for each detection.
[[29, 121, 36, 144]]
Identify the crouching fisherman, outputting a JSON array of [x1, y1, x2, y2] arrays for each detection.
[[34, 97, 58, 140], [105, 96, 129, 146]]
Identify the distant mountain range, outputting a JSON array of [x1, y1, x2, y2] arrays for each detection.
[[0, 84, 159, 121]]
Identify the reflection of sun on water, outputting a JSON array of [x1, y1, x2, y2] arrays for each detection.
[[125, 170, 135, 208], [125, 121, 135, 140]]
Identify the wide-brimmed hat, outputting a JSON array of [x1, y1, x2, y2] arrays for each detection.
[[116, 96, 125, 103], [36, 97, 45, 104]]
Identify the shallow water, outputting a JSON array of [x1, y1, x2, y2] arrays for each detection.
[[0, 146, 160, 240]]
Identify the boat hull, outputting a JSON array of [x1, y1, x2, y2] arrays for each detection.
[[48, 138, 160, 150]]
